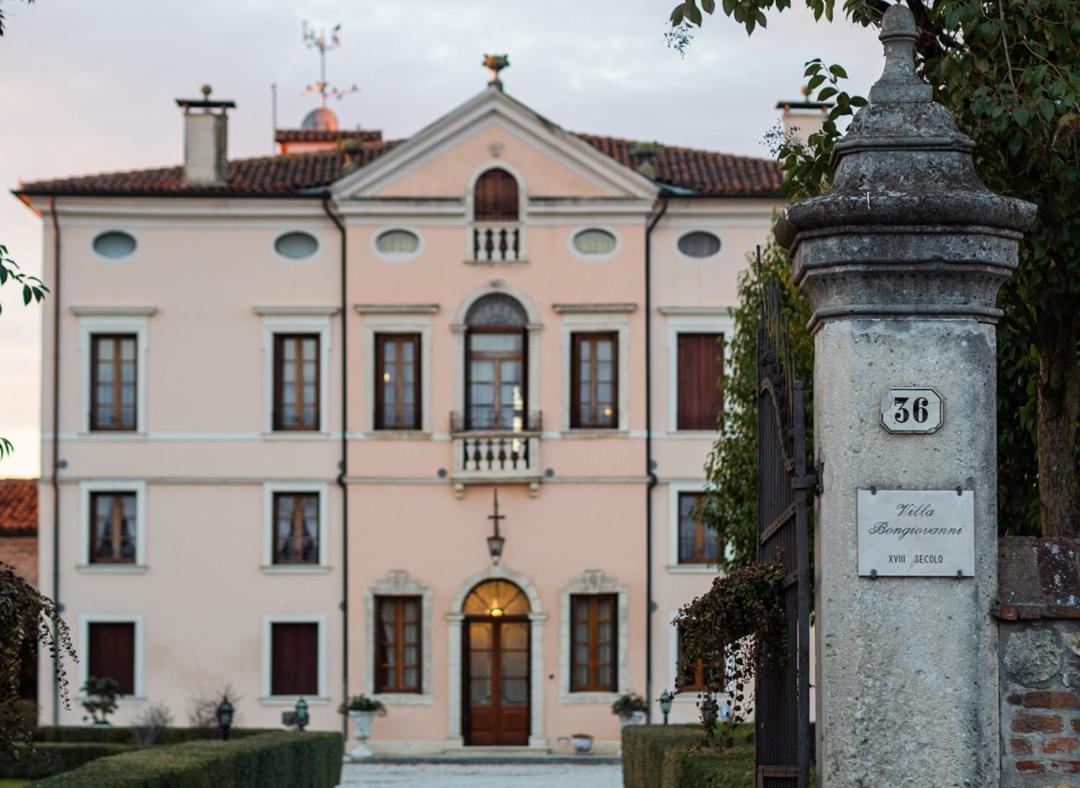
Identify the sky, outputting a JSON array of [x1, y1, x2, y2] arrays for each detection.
[[0, 0, 885, 478]]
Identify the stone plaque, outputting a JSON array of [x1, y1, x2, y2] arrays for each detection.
[[857, 489, 974, 577], [880, 387, 943, 434]]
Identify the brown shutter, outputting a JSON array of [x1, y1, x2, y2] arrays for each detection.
[[88, 622, 135, 695], [677, 333, 724, 430], [271, 622, 318, 695], [474, 169, 519, 221]]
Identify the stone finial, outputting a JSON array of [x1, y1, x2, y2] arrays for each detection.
[[869, 5, 931, 104], [483, 54, 510, 91]]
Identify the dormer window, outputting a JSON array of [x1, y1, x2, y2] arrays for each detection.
[[474, 168, 518, 221], [470, 168, 522, 263]]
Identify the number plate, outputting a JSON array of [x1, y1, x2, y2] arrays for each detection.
[[880, 387, 943, 434]]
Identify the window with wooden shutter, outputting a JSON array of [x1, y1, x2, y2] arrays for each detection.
[[273, 334, 320, 431], [374, 333, 421, 430], [473, 169, 519, 221], [90, 334, 137, 431], [375, 596, 422, 693], [570, 594, 617, 692], [270, 622, 318, 696], [678, 492, 722, 564], [676, 333, 724, 430], [87, 622, 136, 695], [89, 492, 137, 564], [272, 493, 319, 564], [571, 332, 618, 429]]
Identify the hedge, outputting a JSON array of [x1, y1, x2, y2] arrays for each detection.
[[0, 743, 142, 780], [33, 726, 275, 744], [621, 724, 756, 788], [27, 732, 343, 788]]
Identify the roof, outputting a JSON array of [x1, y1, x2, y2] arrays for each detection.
[[275, 128, 383, 144], [0, 479, 37, 536], [16, 133, 780, 199]]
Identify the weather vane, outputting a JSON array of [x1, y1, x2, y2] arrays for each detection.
[[302, 21, 359, 108]]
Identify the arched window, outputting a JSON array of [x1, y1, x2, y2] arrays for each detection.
[[464, 294, 528, 431], [473, 169, 519, 222], [464, 580, 530, 618]]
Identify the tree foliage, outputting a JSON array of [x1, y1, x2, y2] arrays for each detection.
[[675, 0, 1080, 537]]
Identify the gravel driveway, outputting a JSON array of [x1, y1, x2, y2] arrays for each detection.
[[340, 760, 622, 787]]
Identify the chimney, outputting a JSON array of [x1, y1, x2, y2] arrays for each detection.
[[176, 85, 235, 185], [629, 141, 661, 180], [776, 86, 829, 147]]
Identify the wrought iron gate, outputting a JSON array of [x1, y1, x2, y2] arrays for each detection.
[[754, 278, 813, 788]]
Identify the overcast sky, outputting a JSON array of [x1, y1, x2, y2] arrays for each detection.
[[0, 0, 884, 478]]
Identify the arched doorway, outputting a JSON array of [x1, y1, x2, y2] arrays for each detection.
[[462, 579, 530, 745]]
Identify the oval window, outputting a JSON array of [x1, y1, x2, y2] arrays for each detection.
[[92, 231, 137, 260], [677, 231, 722, 258], [572, 228, 617, 256], [375, 229, 420, 256], [274, 231, 319, 260]]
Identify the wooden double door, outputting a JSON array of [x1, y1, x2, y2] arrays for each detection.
[[464, 617, 529, 746]]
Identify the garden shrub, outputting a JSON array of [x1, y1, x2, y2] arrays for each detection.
[[0, 742, 140, 779], [33, 725, 274, 744], [27, 731, 343, 787], [622, 723, 755, 788]]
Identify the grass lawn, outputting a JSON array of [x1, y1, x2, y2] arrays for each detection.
[[0, 779, 29, 787]]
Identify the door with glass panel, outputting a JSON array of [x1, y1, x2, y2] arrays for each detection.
[[462, 580, 530, 745], [466, 330, 525, 430]]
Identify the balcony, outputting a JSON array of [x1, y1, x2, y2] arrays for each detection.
[[471, 222, 523, 263], [449, 410, 542, 496]]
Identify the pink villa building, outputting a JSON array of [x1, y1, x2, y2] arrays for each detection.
[[16, 69, 785, 752]]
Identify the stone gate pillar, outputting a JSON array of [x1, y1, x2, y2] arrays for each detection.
[[775, 6, 1035, 786]]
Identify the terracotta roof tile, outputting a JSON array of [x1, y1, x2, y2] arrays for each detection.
[[0, 479, 37, 536], [17, 133, 779, 198], [275, 128, 383, 144]]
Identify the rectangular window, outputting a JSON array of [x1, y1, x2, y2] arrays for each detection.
[[273, 334, 320, 431], [89, 492, 137, 564], [87, 622, 135, 695], [676, 625, 719, 693], [570, 594, 617, 692], [466, 331, 526, 430], [272, 493, 319, 564], [676, 333, 724, 430], [678, 492, 721, 564], [270, 622, 318, 696], [90, 334, 137, 431], [374, 333, 421, 430], [375, 596, 422, 693], [571, 332, 618, 429]]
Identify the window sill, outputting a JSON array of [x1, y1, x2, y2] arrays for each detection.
[[371, 693, 433, 706], [259, 696, 331, 706], [559, 429, 629, 439], [663, 430, 717, 439], [77, 431, 146, 440], [463, 258, 530, 267], [665, 565, 719, 575], [259, 565, 332, 575], [559, 692, 620, 705], [363, 430, 432, 440], [76, 564, 148, 574], [262, 431, 332, 441]]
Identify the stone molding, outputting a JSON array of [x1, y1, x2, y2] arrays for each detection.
[[363, 570, 434, 705], [559, 569, 630, 704]]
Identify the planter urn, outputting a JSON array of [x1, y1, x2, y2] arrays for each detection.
[[348, 710, 376, 758]]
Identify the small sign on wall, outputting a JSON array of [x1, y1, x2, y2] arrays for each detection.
[[880, 387, 943, 434], [857, 489, 974, 577]]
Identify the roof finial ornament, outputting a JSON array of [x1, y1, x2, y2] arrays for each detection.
[[483, 54, 510, 91], [869, 4, 932, 104]]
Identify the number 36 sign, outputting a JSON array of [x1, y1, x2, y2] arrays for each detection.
[[880, 387, 944, 434]]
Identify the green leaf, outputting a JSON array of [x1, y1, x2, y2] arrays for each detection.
[[22, 285, 31, 305], [829, 64, 848, 78], [702, 0, 716, 13], [686, 2, 703, 25], [818, 87, 838, 101], [807, 73, 826, 91]]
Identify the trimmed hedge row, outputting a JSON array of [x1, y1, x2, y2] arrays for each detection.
[[34, 726, 276, 744], [621, 724, 756, 788], [0, 743, 141, 780], [27, 732, 343, 788]]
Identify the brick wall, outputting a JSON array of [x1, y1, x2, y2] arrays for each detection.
[[0, 535, 38, 587], [998, 538, 1080, 785]]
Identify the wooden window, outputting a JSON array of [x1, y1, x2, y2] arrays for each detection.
[[374, 334, 421, 430], [473, 169, 519, 221], [571, 332, 618, 429], [570, 594, 617, 692], [273, 334, 320, 431], [375, 596, 422, 693], [466, 331, 526, 430], [678, 492, 721, 564], [270, 622, 318, 696], [89, 492, 137, 564], [677, 624, 722, 692], [87, 622, 135, 695], [272, 493, 319, 564], [90, 334, 137, 431], [677, 333, 724, 430]]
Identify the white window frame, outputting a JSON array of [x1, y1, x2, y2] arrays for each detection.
[[261, 613, 329, 703], [464, 161, 529, 261], [78, 613, 145, 699], [361, 316, 433, 434], [363, 571, 433, 706], [78, 480, 147, 571], [667, 481, 734, 571], [560, 570, 629, 704], [567, 225, 622, 262], [261, 316, 332, 435], [370, 226, 425, 263], [665, 314, 734, 434], [560, 315, 630, 433], [672, 229, 723, 262], [79, 316, 150, 434], [261, 482, 330, 571]]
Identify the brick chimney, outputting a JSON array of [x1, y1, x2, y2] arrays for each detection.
[[176, 85, 235, 185]]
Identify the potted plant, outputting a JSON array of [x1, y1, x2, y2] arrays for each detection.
[[570, 733, 594, 753], [81, 676, 121, 726], [338, 695, 386, 758], [611, 691, 647, 728]]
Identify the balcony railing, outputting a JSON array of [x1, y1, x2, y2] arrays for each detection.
[[471, 222, 522, 263], [449, 410, 542, 495]]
